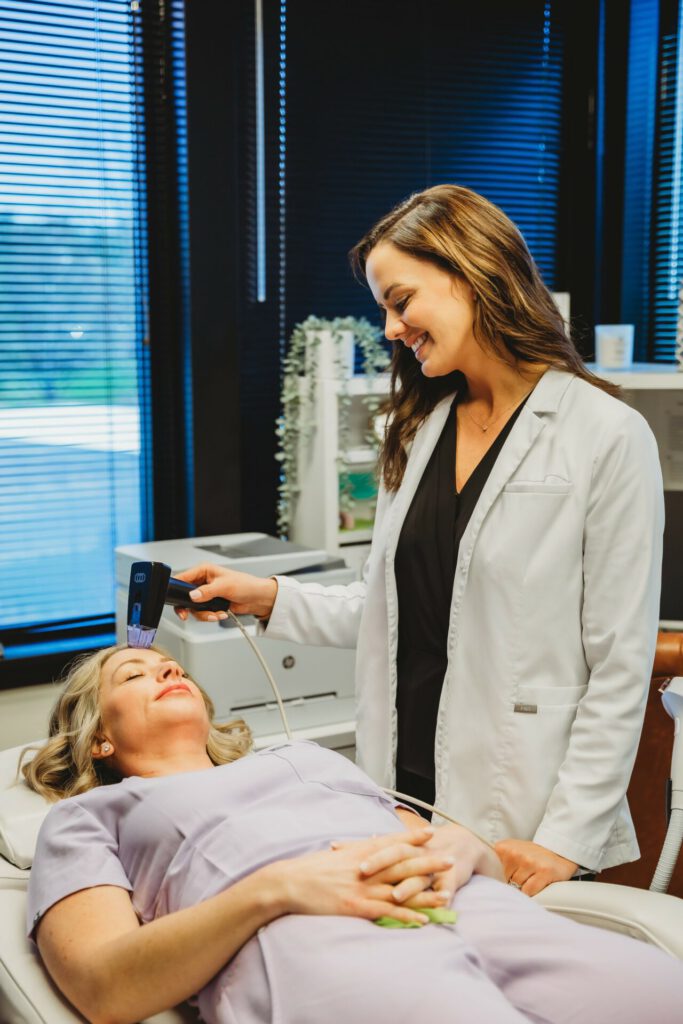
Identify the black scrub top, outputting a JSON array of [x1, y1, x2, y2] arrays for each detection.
[[394, 393, 528, 809]]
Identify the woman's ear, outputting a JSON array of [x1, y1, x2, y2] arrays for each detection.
[[92, 738, 114, 760]]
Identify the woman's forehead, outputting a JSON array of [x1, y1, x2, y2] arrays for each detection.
[[367, 244, 420, 294]]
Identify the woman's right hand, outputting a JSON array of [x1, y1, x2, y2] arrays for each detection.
[[173, 563, 278, 621], [265, 828, 455, 925]]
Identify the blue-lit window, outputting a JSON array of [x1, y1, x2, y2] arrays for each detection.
[[0, 0, 148, 635], [622, 0, 683, 361], [651, 1, 683, 360]]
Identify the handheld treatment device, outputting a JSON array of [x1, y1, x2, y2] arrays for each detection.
[[127, 561, 230, 649]]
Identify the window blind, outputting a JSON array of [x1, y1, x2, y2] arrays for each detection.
[[0, 0, 147, 637], [280, 0, 565, 341], [623, 0, 683, 362], [621, 0, 659, 357], [650, 0, 683, 361]]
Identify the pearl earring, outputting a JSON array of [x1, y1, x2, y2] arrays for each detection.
[[101, 742, 111, 754]]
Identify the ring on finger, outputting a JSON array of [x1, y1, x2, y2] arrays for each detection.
[[508, 879, 522, 889]]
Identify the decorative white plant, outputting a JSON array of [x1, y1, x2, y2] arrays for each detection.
[[276, 315, 390, 536]]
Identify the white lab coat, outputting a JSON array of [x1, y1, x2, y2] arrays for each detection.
[[263, 369, 664, 870]]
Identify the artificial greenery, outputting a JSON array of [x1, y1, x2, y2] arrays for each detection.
[[275, 315, 390, 536]]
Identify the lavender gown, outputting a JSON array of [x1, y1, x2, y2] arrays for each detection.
[[28, 742, 683, 1023]]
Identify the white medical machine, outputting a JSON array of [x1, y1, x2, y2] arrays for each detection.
[[115, 533, 358, 754]]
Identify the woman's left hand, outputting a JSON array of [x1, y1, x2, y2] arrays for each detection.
[[494, 839, 578, 896], [390, 812, 505, 896], [420, 823, 505, 896]]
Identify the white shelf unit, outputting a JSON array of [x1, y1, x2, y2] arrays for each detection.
[[290, 358, 390, 572], [587, 363, 683, 493], [587, 362, 683, 389], [291, 359, 683, 583], [588, 363, 683, 627]]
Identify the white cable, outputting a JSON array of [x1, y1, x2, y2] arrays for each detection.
[[382, 790, 493, 847], [227, 610, 292, 740]]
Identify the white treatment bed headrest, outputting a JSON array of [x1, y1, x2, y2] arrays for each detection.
[[0, 744, 48, 871]]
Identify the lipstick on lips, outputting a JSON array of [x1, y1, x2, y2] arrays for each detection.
[[156, 682, 191, 700]]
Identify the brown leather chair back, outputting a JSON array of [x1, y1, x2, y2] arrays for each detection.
[[598, 631, 683, 895]]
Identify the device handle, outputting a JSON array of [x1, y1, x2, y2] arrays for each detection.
[[166, 577, 230, 613]]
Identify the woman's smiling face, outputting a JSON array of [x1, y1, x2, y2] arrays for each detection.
[[365, 242, 480, 378], [96, 648, 210, 765]]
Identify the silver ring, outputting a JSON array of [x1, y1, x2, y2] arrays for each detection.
[[508, 880, 522, 889]]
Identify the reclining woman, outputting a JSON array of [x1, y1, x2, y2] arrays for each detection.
[[23, 645, 683, 1024]]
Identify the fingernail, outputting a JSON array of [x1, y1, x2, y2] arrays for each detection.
[[421, 827, 434, 835], [359, 861, 370, 873], [437, 890, 452, 900], [392, 889, 404, 902], [217, 611, 228, 620], [189, 588, 202, 600], [206, 613, 217, 621]]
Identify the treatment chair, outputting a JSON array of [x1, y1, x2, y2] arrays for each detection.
[[2, 633, 683, 1022], [597, 631, 683, 895]]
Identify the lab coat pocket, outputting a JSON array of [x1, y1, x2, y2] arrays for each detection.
[[503, 685, 587, 834], [515, 683, 588, 709], [503, 480, 572, 494]]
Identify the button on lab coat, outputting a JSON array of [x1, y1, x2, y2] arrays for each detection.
[[263, 369, 664, 871]]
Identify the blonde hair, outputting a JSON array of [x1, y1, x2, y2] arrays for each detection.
[[349, 184, 619, 491], [21, 644, 252, 801]]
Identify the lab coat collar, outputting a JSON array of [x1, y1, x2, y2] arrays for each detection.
[[526, 366, 575, 415], [383, 368, 575, 566]]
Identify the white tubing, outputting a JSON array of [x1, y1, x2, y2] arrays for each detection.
[[382, 787, 495, 850], [650, 807, 683, 893], [227, 611, 293, 740]]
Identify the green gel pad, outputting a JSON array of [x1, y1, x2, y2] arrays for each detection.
[[374, 907, 458, 928]]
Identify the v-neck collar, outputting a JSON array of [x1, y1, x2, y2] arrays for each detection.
[[453, 392, 531, 497]]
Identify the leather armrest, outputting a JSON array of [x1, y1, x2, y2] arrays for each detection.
[[535, 881, 683, 959]]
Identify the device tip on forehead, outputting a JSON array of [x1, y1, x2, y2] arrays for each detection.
[[126, 626, 156, 650]]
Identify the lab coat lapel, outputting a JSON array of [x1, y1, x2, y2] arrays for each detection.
[[455, 368, 574, 568]]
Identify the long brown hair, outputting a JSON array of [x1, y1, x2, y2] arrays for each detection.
[[20, 645, 252, 801], [349, 185, 618, 491]]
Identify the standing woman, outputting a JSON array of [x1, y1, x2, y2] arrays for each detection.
[[179, 185, 664, 895]]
